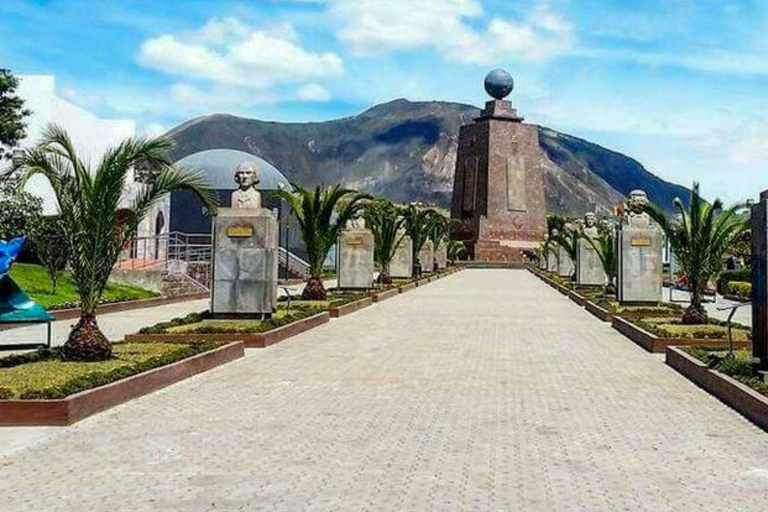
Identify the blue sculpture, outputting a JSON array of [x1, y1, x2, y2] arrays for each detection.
[[0, 236, 26, 277], [484, 68, 514, 100], [0, 236, 54, 346]]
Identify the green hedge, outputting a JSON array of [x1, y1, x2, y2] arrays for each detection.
[[724, 281, 751, 299], [717, 268, 750, 294]]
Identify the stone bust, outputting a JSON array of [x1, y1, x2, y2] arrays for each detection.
[[346, 217, 366, 230], [625, 189, 651, 227], [231, 161, 262, 210], [583, 212, 599, 238]]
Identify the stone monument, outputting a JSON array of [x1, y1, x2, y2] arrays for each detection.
[[576, 212, 607, 286], [211, 162, 278, 316], [557, 244, 574, 278], [390, 228, 413, 279], [418, 239, 435, 274], [435, 241, 448, 270], [337, 217, 375, 289], [450, 68, 547, 262], [751, 190, 768, 369], [617, 190, 662, 304]]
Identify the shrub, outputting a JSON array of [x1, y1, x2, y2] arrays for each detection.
[[724, 281, 751, 299], [717, 268, 750, 294]]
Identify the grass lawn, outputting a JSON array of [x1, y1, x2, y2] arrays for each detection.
[[0, 342, 220, 399], [637, 316, 751, 341], [8, 263, 158, 310]]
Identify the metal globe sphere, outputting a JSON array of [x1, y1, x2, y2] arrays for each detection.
[[484, 68, 514, 100]]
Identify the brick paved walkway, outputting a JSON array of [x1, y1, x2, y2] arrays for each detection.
[[2, 269, 768, 511]]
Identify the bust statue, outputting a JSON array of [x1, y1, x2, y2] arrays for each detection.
[[625, 189, 651, 227], [583, 212, 599, 238], [231, 161, 262, 210], [346, 217, 366, 230]]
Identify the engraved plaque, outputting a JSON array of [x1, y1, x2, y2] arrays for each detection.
[[506, 155, 527, 212], [226, 225, 254, 238], [631, 237, 652, 247]]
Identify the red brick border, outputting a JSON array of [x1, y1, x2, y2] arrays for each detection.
[[612, 316, 751, 353], [667, 346, 768, 432], [0, 341, 244, 426], [329, 298, 373, 318], [585, 300, 613, 322], [125, 312, 330, 348], [52, 293, 209, 321], [373, 288, 400, 303]]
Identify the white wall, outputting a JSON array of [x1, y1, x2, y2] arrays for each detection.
[[8, 75, 169, 258]]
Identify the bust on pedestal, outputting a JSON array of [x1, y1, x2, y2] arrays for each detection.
[[419, 239, 435, 274], [576, 212, 607, 286], [390, 227, 413, 279], [211, 162, 278, 317], [617, 190, 662, 304], [337, 217, 375, 289]]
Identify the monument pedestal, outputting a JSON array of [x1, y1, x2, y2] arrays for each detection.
[[751, 191, 768, 369], [337, 229, 374, 289], [435, 243, 447, 269], [546, 249, 558, 272], [450, 98, 547, 262], [576, 239, 607, 286], [211, 208, 278, 316], [418, 240, 435, 274], [617, 226, 662, 304], [557, 245, 574, 278], [391, 236, 413, 279]]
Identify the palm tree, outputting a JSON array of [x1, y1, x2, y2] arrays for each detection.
[[363, 198, 406, 284], [585, 232, 617, 295], [273, 184, 370, 300], [17, 124, 218, 361], [428, 213, 450, 272], [639, 182, 748, 324], [447, 240, 467, 264], [403, 204, 437, 277]]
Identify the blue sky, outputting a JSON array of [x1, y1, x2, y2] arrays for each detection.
[[1, 0, 767, 203]]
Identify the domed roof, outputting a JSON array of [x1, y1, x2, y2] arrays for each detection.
[[175, 149, 291, 190]]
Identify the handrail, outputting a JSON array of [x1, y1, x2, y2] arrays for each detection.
[[716, 301, 751, 357]]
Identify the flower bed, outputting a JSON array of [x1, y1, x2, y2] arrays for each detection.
[[0, 341, 243, 426], [127, 307, 329, 348], [667, 347, 768, 432], [612, 314, 751, 353]]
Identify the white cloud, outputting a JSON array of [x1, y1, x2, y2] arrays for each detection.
[[138, 17, 343, 89], [140, 123, 168, 137], [327, 0, 574, 64], [297, 83, 331, 102]]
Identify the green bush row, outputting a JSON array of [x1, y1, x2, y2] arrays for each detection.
[[717, 268, 750, 294], [724, 281, 751, 299]]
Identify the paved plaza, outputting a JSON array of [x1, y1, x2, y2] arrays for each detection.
[[2, 269, 768, 511]]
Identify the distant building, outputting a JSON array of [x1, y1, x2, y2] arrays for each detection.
[[4, 75, 167, 258]]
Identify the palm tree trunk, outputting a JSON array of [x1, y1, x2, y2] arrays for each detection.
[[302, 275, 327, 301], [62, 314, 112, 361], [682, 277, 708, 324]]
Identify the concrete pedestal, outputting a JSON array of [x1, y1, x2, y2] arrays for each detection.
[[617, 226, 662, 304], [391, 236, 413, 279], [557, 246, 574, 278], [577, 239, 607, 286], [435, 243, 448, 270], [337, 229, 375, 289], [419, 240, 435, 274], [211, 208, 278, 316]]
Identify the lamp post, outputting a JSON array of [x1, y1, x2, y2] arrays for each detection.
[[276, 182, 285, 283]]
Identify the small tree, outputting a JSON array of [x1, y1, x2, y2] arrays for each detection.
[[0, 181, 43, 242], [428, 213, 450, 272], [274, 184, 370, 300], [640, 182, 747, 324], [17, 124, 218, 361], [363, 199, 406, 284], [0, 69, 30, 161], [404, 204, 437, 277], [447, 240, 467, 264], [32, 216, 69, 294]]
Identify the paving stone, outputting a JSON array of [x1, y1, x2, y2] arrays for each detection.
[[1, 270, 768, 511]]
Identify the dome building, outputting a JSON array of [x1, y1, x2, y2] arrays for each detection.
[[170, 149, 292, 235]]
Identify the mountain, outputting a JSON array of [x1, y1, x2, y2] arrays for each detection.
[[168, 99, 690, 214]]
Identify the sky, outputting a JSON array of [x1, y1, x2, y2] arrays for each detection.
[[1, 0, 767, 204]]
